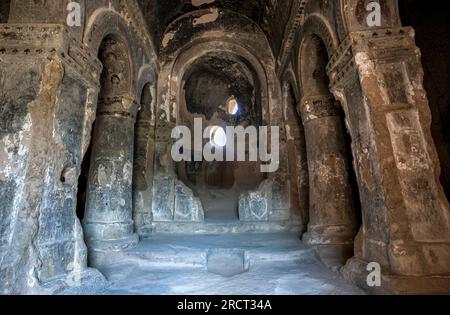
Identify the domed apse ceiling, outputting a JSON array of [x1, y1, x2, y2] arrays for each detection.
[[184, 54, 260, 125], [137, 0, 295, 55]]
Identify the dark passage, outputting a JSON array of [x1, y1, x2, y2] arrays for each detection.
[[399, 0, 450, 200]]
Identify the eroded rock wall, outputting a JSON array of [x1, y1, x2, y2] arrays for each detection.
[[0, 0, 158, 294]]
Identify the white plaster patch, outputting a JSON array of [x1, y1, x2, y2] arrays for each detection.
[[1, 115, 32, 179], [191, 0, 215, 7], [316, 157, 346, 185], [193, 9, 219, 26], [98, 164, 115, 187], [150, 85, 157, 122], [285, 125, 294, 141], [354, 52, 375, 77], [123, 161, 133, 186], [405, 72, 417, 104], [172, 102, 177, 120], [386, 111, 429, 171], [162, 89, 172, 121], [162, 31, 175, 48]]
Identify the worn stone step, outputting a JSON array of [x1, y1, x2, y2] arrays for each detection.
[[149, 220, 303, 234], [101, 233, 314, 269]]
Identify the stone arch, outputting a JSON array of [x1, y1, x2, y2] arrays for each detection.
[[151, 8, 289, 226], [135, 65, 156, 104], [132, 81, 156, 235], [96, 34, 133, 105], [296, 17, 360, 268], [281, 67, 309, 231], [295, 14, 339, 90], [132, 65, 157, 235], [83, 8, 137, 98], [82, 27, 139, 254], [169, 42, 270, 220], [281, 67, 301, 106], [157, 7, 281, 127], [171, 41, 270, 126]]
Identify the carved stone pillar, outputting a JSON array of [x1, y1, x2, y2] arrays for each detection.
[[151, 118, 177, 222], [327, 28, 450, 294], [299, 94, 358, 266], [282, 82, 309, 228], [150, 117, 205, 225], [0, 24, 107, 294], [132, 118, 155, 236], [83, 96, 139, 252]]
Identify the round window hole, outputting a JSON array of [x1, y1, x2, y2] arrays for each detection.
[[209, 126, 227, 148], [227, 97, 239, 115]]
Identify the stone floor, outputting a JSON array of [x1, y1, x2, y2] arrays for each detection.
[[96, 233, 364, 295]]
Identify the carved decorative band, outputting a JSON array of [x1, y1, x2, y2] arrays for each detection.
[[276, 0, 308, 75], [0, 24, 102, 85], [96, 110, 133, 119], [327, 28, 418, 89], [299, 95, 341, 124], [326, 35, 355, 89], [97, 96, 139, 117]]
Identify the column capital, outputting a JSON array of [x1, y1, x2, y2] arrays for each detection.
[[97, 95, 140, 119], [327, 27, 419, 89], [298, 95, 341, 124], [0, 24, 103, 87]]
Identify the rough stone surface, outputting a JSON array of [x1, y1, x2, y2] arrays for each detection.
[[1, 0, 450, 295], [174, 180, 205, 222], [238, 180, 272, 222], [97, 233, 365, 295], [206, 249, 247, 277]]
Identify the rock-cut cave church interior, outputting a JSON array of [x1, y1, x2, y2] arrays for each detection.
[[0, 0, 449, 295]]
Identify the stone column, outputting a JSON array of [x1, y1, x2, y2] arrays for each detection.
[[132, 117, 155, 236], [0, 24, 106, 294], [299, 94, 357, 266], [265, 100, 292, 223], [282, 83, 309, 229], [150, 118, 205, 225], [83, 96, 139, 252], [151, 118, 177, 222], [327, 28, 450, 294]]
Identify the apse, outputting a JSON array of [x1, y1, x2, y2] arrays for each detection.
[[178, 53, 264, 221]]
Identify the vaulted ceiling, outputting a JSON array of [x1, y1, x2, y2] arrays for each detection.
[[137, 0, 294, 56]]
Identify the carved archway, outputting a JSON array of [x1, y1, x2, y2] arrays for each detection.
[[281, 69, 309, 231], [82, 32, 139, 253], [296, 17, 360, 267]]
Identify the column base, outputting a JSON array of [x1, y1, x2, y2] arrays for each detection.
[[83, 219, 139, 253], [86, 234, 139, 269], [85, 233, 139, 253], [303, 228, 355, 270], [33, 268, 108, 295], [135, 224, 153, 237], [341, 257, 450, 295]]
